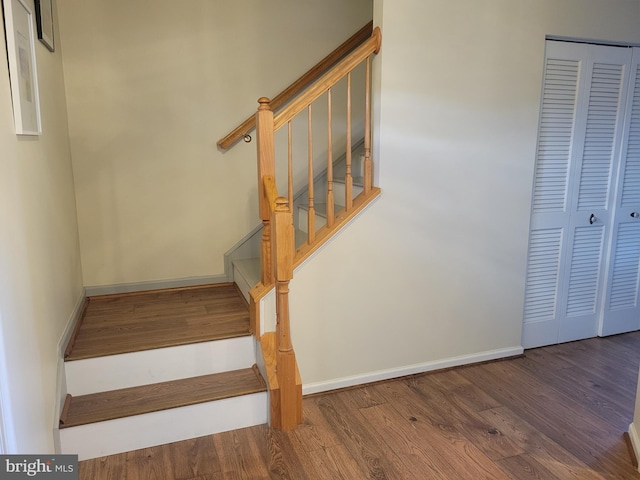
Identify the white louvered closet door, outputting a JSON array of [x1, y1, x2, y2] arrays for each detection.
[[523, 41, 633, 349], [600, 48, 640, 336]]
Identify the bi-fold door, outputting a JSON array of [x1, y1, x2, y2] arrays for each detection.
[[523, 40, 640, 349]]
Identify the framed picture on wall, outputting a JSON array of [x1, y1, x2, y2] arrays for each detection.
[[34, 0, 54, 52], [2, 0, 42, 135]]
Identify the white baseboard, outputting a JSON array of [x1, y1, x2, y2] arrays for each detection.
[[84, 274, 229, 297], [0, 325, 12, 453], [54, 288, 87, 453], [301, 346, 524, 396], [629, 422, 640, 472]]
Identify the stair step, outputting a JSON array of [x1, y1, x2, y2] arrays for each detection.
[[64, 335, 256, 395], [231, 229, 308, 302], [66, 283, 249, 360], [61, 366, 266, 428], [58, 367, 268, 460], [333, 179, 365, 208], [298, 202, 341, 217], [298, 202, 343, 233], [330, 144, 365, 182], [59, 284, 267, 460], [333, 174, 365, 188]]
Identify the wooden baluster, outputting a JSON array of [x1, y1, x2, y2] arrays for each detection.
[[288, 121, 293, 227], [345, 72, 353, 211], [363, 57, 372, 195], [326, 89, 335, 227], [307, 105, 316, 243], [272, 196, 300, 431], [256, 97, 275, 284]]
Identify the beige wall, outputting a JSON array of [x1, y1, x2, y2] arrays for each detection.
[[57, 0, 373, 288], [0, 0, 83, 452], [2, 0, 637, 456], [284, 0, 640, 390]]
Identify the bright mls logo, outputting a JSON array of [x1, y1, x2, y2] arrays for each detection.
[[0, 455, 77, 479]]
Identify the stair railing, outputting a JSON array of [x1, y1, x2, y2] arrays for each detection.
[[217, 22, 373, 150], [254, 26, 381, 431]]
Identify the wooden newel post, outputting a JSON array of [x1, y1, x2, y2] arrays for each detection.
[[257, 97, 276, 285], [272, 197, 301, 430]]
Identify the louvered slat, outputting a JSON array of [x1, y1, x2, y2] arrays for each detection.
[[576, 63, 623, 211], [532, 59, 579, 214], [566, 225, 605, 317], [523, 229, 563, 323], [621, 64, 640, 206], [608, 223, 640, 310]]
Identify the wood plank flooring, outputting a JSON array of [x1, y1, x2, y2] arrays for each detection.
[[79, 331, 640, 479], [66, 283, 250, 360]]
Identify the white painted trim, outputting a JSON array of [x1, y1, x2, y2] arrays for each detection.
[[84, 274, 228, 297], [546, 35, 640, 48], [57, 288, 88, 357], [233, 259, 259, 303], [253, 338, 270, 425], [629, 422, 640, 472], [301, 346, 524, 395], [0, 309, 14, 453], [59, 392, 267, 460], [65, 336, 256, 395], [0, 407, 4, 454], [53, 355, 66, 454], [54, 288, 86, 453], [223, 223, 263, 282]]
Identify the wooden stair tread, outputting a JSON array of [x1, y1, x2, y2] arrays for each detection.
[[66, 283, 250, 361], [60, 367, 266, 428]]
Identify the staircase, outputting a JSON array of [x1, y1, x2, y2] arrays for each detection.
[[230, 144, 366, 299], [58, 283, 268, 460], [56, 23, 381, 459]]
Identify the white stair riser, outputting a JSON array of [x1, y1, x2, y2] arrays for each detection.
[[297, 184, 364, 233], [298, 207, 327, 233], [65, 336, 255, 395], [333, 183, 364, 209], [58, 392, 267, 460]]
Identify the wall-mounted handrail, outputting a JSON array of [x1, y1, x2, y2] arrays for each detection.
[[217, 21, 373, 150]]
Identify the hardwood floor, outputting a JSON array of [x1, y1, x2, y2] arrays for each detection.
[[79, 331, 640, 479], [66, 284, 250, 360]]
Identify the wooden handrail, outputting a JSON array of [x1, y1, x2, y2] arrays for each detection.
[[217, 21, 373, 150], [274, 27, 381, 131]]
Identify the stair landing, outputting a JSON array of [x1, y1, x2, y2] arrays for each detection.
[[66, 283, 250, 360]]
